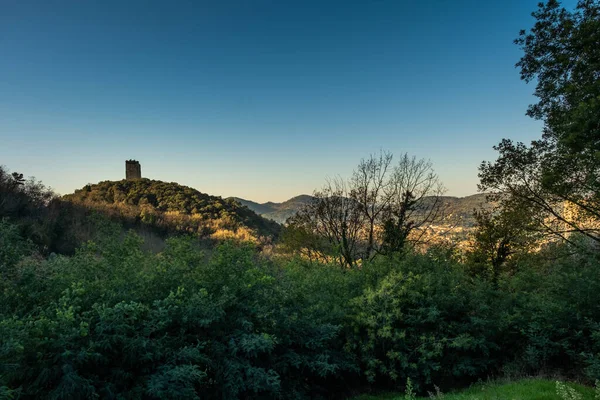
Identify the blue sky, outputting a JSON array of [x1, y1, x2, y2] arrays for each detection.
[[0, 0, 575, 202]]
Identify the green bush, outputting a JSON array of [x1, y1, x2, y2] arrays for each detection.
[[499, 248, 600, 379], [2, 193, 600, 398], [0, 234, 354, 399], [348, 253, 502, 392]]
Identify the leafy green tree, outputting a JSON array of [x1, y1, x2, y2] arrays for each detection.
[[517, 0, 600, 162], [469, 203, 539, 284], [286, 177, 365, 268], [0, 166, 54, 220], [479, 0, 600, 246]]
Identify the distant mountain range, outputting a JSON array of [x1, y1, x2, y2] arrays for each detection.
[[231, 195, 315, 224], [232, 193, 493, 225]]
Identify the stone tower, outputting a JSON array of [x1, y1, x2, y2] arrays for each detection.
[[125, 160, 142, 180]]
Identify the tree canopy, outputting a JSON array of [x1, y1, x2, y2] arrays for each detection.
[[479, 0, 600, 246], [63, 178, 281, 240]]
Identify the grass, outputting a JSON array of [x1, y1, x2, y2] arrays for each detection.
[[351, 378, 597, 400]]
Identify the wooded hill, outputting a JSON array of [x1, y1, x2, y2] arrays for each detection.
[[232, 195, 316, 224], [64, 179, 281, 242]]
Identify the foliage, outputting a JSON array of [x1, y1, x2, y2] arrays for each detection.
[[348, 252, 502, 392], [2, 201, 600, 398], [0, 219, 34, 271], [467, 203, 539, 284], [0, 166, 54, 221], [557, 381, 584, 400], [500, 244, 600, 378], [404, 378, 416, 400], [0, 227, 354, 399], [63, 178, 281, 242], [0, 165, 56, 250], [352, 379, 597, 400], [479, 0, 600, 246], [516, 0, 600, 162]]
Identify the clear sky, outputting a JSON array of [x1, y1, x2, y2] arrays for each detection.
[[0, 0, 576, 202]]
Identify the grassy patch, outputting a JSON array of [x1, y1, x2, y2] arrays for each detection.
[[351, 379, 596, 400]]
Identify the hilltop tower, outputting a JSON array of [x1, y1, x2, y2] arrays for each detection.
[[125, 160, 142, 180]]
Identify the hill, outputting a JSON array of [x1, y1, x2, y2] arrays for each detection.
[[232, 195, 315, 224], [64, 179, 281, 241], [233, 193, 492, 226], [438, 193, 493, 226]]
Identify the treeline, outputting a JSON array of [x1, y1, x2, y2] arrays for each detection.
[[0, 166, 86, 254]]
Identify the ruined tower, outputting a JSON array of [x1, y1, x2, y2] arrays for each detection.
[[125, 160, 142, 180]]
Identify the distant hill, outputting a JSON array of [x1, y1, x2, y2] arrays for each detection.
[[64, 179, 281, 241], [438, 193, 493, 227], [233, 193, 493, 226], [232, 195, 315, 224]]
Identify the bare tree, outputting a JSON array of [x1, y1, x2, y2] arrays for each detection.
[[285, 152, 447, 266], [381, 154, 447, 253], [287, 177, 364, 268], [350, 151, 394, 261]]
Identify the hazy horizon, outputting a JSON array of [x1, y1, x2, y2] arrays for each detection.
[[1, 0, 574, 202]]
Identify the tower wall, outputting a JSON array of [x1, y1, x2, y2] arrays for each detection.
[[125, 160, 142, 180]]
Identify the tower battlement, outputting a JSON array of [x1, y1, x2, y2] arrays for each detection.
[[125, 160, 142, 180]]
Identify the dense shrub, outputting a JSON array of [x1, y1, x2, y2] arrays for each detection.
[[347, 253, 503, 392], [0, 224, 354, 399], [499, 247, 600, 380], [1, 213, 599, 397]]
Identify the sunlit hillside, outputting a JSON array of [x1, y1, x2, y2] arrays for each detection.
[[64, 179, 281, 243]]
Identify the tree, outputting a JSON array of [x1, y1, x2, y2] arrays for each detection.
[[285, 152, 447, 267], [280, 214, 334, 264], [350, 152, 447, 259], [479, 0, 600, 246], [516, 0, 600, 160], [380, 154, 447, 254], [350, 151, 394, 261], [287, 177, 364, 268], [469, 203, 539, 284], [0, 166, 54, 219]]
